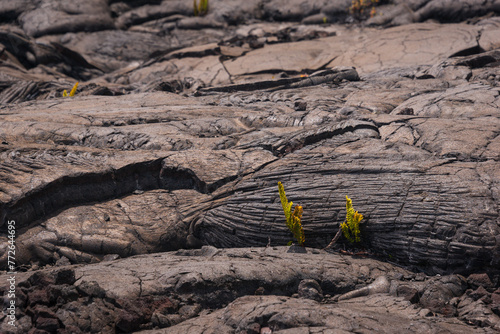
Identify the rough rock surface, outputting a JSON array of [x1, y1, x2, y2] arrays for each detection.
[[1, 0, 500, 333], [1, 247, 499, 333]]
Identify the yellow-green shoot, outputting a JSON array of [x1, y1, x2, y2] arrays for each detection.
[[193, 0, 209, 16], [63, 82, 79, 97], [340, 196, 363, 243], [278, 182, 305, 246]]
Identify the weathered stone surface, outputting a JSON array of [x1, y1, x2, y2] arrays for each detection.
[[0, 0, 37, 22], [2, 247, 499, 333], [1, 42, 499, 278], [297, 279, 323, 301], [148, 294, 497, 333], [337, 275, 391, 301], [413, 0, 500, 23], [1, 1, 500, 332], [368, 0, 500, 27], [419, 275, 468, 316], [469, 273, 496, 290], [331, 23, 480, 74], [19, 0, 114, 37]]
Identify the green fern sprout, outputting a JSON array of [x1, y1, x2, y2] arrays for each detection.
[[63, 82, 79, 97], [340, 195, 363, 243], [349, 0, 383, 19], [193, 0, 209, 16], [278, 182, 305, 246]]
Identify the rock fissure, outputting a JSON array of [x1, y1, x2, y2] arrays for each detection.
[[1, 156, 242, 232]]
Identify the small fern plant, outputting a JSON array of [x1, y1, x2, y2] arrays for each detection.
[[193, 0, 209, 16], [349, 0, 386, 20], [278, 182, 305, 246], [341, 196, 363, 243], [63, 82, 79, 97], [324, 195, 364, 249]]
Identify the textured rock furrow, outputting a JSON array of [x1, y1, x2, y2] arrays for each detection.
[[0, 143, 279, 267], [235, 119, 379, 155], [192, 139, 499, 276], [2, 157, 162, 226], [199, 67, 360, 93]]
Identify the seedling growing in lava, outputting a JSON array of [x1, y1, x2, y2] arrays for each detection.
[[278, 182, 305, 246], [193, 0, 209, 16], [349, 0, 384, 19], [324, 195, 364, 249], [341, 195, 363, 243], [63, 82, 79, 97]]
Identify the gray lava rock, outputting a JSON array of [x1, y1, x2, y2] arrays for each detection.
[[2, 247, 498, 333], [1, 18, 500, 280], [158, 294, 497, 334], [468, 273, 495, 290], [337, 275, 391, 301], [297, 279, 323, 301], [0, 1, 500, 333], [76, 281, 106, 299], [419, 275, 468, 317], [19, 0, 114, 37]]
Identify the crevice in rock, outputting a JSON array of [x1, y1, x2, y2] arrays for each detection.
[[456, 54, 498, 69], [449, 45, 485, 58], [304, 122, 379, 146], [235, 120, 379, 157], [1, 158, 212, 230], [199, 76, 306, 93], [277, 121, 380, 157], [199, 67, 359, 94]]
